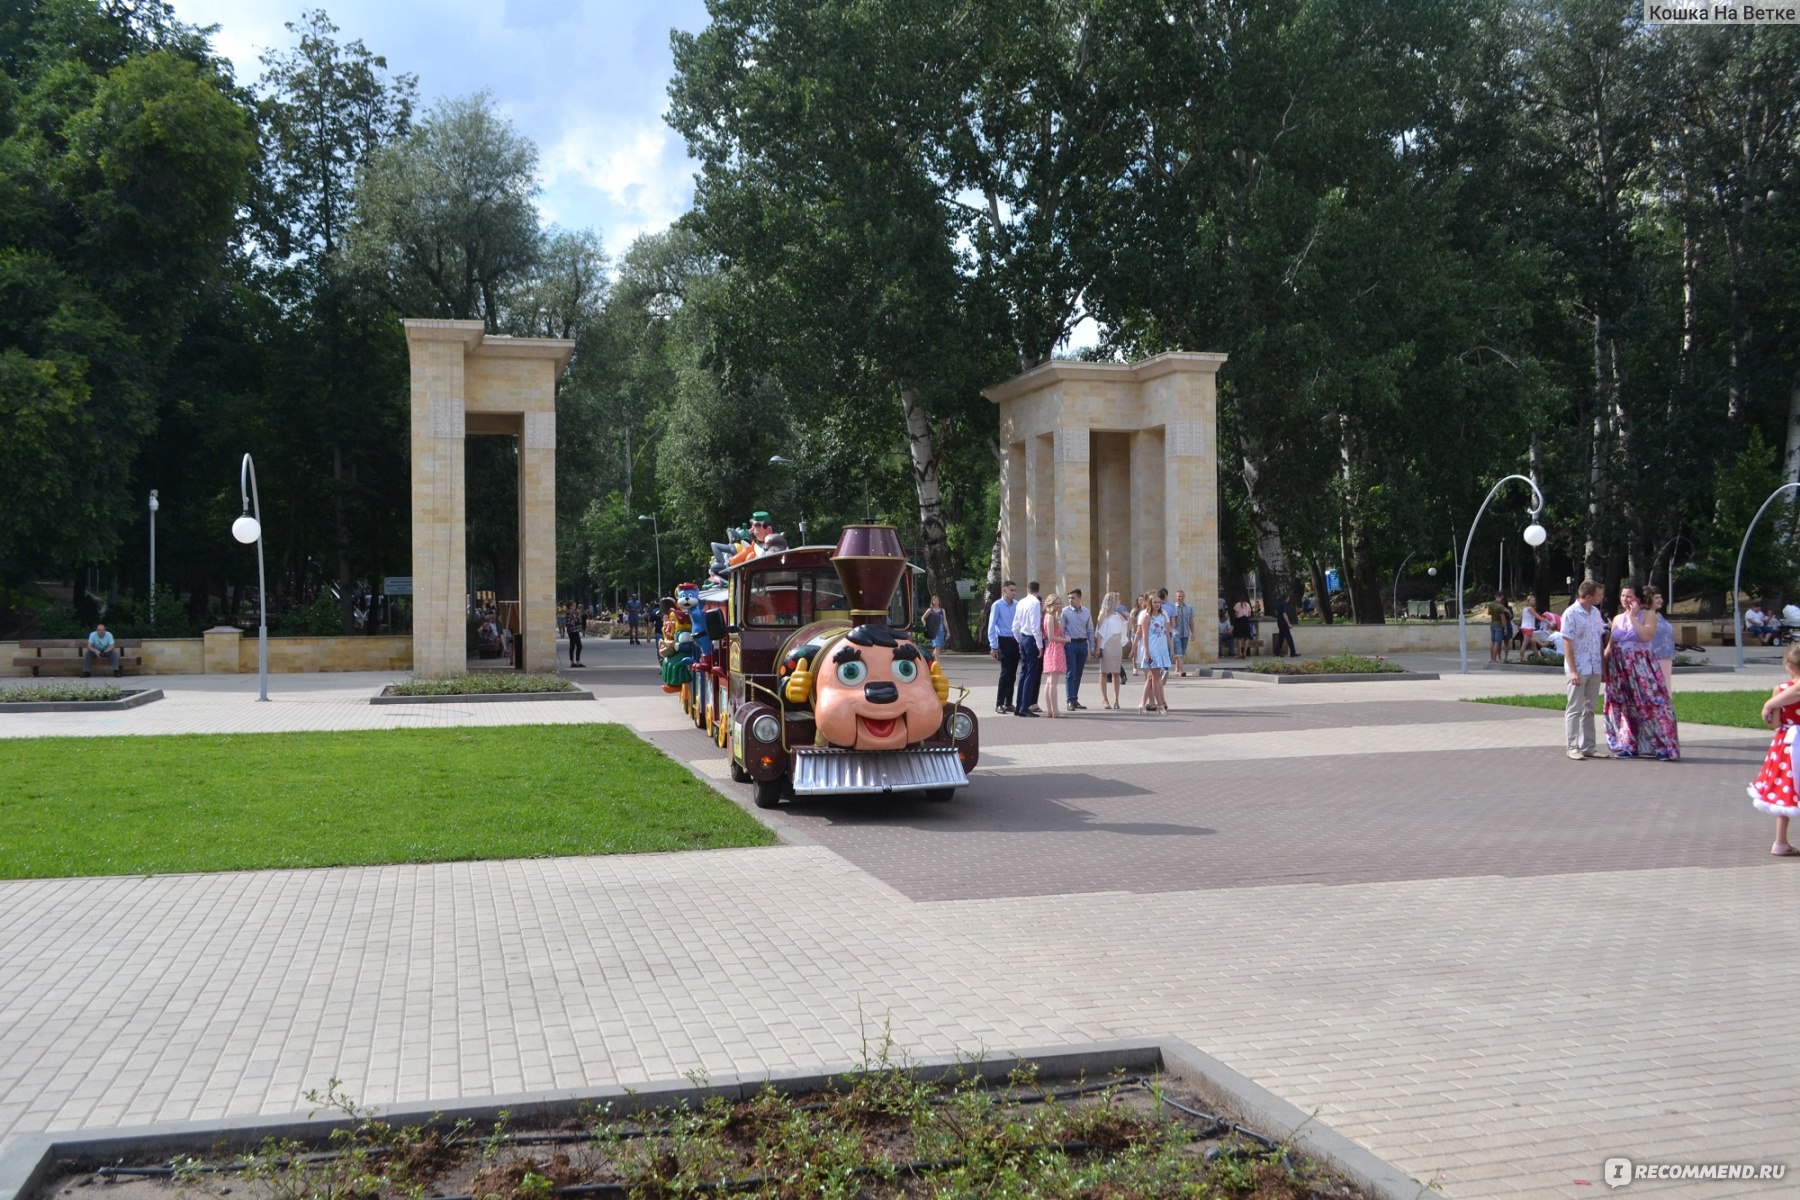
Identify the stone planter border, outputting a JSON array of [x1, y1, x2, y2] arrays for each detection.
[[371, 687, 594, 706], [1208, 669, 1437, 684], [0, 1037, 1429, 1200], [0, 689, 164, 714]]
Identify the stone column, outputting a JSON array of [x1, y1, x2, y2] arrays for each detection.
[[1028, 433, 1055, 589], [1001, 441, 1027, 588], [202, 626, 242, 674], [405, 321, 482, 678], [1166, 410, 1215, 662], [1053, 426, 1090, 599], [519, 404, 557, 674], [1130, 427, 1166, 600]]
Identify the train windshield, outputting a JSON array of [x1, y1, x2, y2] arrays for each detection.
[[743, 568, 850, 627]]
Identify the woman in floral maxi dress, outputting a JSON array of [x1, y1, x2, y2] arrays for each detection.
[[1604, 583, 1681, 760]]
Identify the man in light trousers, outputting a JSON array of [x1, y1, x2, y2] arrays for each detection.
[[1561, 580, 1608, 759]]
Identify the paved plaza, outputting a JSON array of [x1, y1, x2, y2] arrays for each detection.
[[2, 636, 1796, 1197]]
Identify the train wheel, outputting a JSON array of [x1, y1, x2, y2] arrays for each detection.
[[752, 778, 783, 808], [923, 788, 955, 802], [730, 757, 752, 783]]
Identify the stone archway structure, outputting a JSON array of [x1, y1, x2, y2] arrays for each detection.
[[983, 352, 1226, 662], [404, 319, 575, 677]]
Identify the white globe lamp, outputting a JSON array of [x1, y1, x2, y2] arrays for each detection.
[[232, 515, 261, 545], [1523, 523, 1547, 548]]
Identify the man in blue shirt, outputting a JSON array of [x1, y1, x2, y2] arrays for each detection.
[[1060, 589, 1093, 709], [83, 623, 120, 677], [626, 595, 642, 645], [986, 580, 1019, 714]]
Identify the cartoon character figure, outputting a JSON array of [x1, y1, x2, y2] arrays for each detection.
[[659, 583, 700, 693], [780, 623, 949, 750]]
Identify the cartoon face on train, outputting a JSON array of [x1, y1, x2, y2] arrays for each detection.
[[781, 624, 949, 751]]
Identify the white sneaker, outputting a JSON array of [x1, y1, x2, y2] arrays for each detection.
[[1566, 749, 1584, 760]]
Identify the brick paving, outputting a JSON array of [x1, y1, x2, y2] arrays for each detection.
[[1, 635, 1795, 1197]]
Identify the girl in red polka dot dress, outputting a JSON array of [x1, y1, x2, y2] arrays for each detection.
[[1750, 643, 1800, 856]]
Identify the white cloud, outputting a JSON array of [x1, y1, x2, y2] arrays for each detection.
[[542, 116, 694, 251]]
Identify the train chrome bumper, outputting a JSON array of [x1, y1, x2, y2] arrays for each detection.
[[789, 747, 969, 796]]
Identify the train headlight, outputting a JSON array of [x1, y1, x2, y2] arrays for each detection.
[[751, 714, 781, 744], [949, 711, 974, 741]]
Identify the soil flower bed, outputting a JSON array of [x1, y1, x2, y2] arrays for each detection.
[[59, 1066, 1365, 1200], [384, 673, 576, 697], [0, 682, 127, 702], [1248, 654, 1403, 676]]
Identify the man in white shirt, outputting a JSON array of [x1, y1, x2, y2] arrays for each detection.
[[1561, 580, 1608, 759], [1746, 602, 1779, 646], [1012, 580, 1044, 717]]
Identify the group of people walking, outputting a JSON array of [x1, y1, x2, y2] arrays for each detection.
[[985, 581, 1194, 716]]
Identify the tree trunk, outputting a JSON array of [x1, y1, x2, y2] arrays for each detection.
[[1307, 557, 1333, 625], [1584, 315, 1613, 581], [1348, 521, 1384, 624], [900, 386, 974, 651], [1238, 432, 1293, 606]]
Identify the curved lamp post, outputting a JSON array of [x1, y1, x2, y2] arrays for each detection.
[[1651, 532, 1695, 616], [637, 513, 663, 600], [230, 454, 269, 702], [1734, 483, 1800, 669], [1458, 474, 1548, 674], [1391, 552, 1418, 621]]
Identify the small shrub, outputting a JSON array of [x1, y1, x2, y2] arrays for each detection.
[[1249, 653, 1404, 676], [279, 593, 347, 637], [388, 673, 575, 696]]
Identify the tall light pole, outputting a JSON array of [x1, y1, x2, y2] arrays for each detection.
[[1734, 484, 1800, 669], [637, 513, 663, 600], [230, 454, 269, 702], [1651, 532, 1694, 616], [1391, 551, 1417, 621], [769, 455, 804, 541], [147, 490, 159, 629], [1458, 474, 1548, 674]]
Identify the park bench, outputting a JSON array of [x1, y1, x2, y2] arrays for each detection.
[[12, 639, 143, 676]]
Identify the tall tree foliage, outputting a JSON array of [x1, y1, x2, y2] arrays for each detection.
[[0, 0, 253, 600]]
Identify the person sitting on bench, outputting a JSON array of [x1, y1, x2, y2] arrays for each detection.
[[1747, 603, 1781, 646], [83, 622, 121, 677]]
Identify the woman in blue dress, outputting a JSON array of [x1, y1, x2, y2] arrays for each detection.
[[1139, 600, 1174, 713]]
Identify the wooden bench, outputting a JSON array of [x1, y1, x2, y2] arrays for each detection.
[[12, 639, 144, 676]]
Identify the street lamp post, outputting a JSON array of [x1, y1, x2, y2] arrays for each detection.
[[769, 455, 805, 541], [1734, 484, 1800, 669], [147, 490, 158, 629], [230, 454, 269, 702], [1458, 474, 1548, 674], [1391, 552, 1417, 621], [1652, 532, 1695, 616], [637, 513, 663, 600]]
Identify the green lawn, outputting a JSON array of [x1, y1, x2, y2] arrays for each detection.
[[1472, 690, 1771, 729], [0, 725, 775, 879]]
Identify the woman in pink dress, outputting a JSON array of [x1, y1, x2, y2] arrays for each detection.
[[1040, 594, 1069, 717], [1603, 583, 1680, 761]]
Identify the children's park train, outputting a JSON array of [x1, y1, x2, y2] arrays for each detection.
[[655, 522, 979, 808]]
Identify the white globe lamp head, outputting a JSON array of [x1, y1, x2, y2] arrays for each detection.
[[1523, 523, 1548, 548], [1427, 566, 1438, 577], [232, 515, 262, 545]]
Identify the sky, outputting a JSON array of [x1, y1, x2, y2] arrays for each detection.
[[167, 0, 715, 259]]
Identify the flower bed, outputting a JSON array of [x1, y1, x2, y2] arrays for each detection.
[[386, 673, 576, 696], [0, 682, 126, 702], [1248, 653, 1404, 676]]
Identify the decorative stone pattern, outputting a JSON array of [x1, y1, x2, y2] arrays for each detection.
[[404, 320, 573, 678], [984, 353, 1226, 659]]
